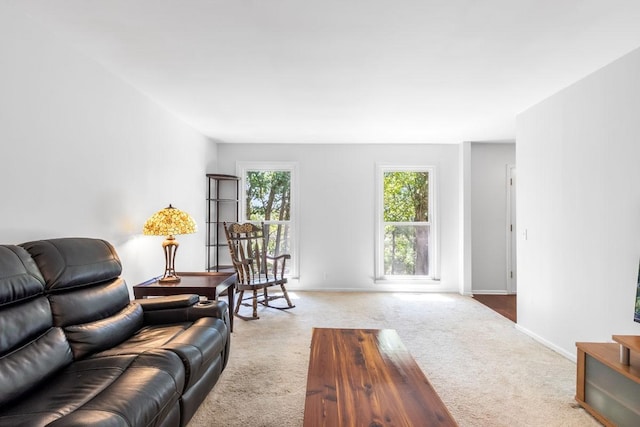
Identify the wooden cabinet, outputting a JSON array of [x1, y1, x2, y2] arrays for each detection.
[[206, 174, 239, 272], [576, 335, 640, 426]]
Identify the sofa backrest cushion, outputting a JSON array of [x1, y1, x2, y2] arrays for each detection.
[[46, 277, 145, 359], [48, 278, 131, 326], [0, 245, 45, 306], [0, 327, 73, 406], [21, 238, 143, 359], [64, 302, 144, 359], [0, 245, 73, 406], [21, 238, 122, 291]]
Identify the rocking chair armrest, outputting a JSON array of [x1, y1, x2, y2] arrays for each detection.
[[266, 253, 290, 278], [266, 254, 291, 261]]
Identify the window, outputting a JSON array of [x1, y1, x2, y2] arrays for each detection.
[[238, 162, 298, 277], [376, 166, 437, 281]]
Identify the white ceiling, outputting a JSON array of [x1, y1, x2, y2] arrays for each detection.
[[9, 0, 640, 143]]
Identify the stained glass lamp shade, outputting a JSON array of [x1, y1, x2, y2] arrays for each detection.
[[143, 204, 197, 283]]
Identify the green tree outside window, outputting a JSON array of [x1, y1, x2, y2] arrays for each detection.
[[383, 171, 430, 276], [246, 171, 291, 258]]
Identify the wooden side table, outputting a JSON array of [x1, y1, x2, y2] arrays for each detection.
[[133, 271, 236, 332]]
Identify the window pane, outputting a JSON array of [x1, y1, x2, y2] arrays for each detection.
[[383, 171, 429, 222], [265, 223, 291, 257], [246, 171, 291, 221], [384, 225, 430, 275]]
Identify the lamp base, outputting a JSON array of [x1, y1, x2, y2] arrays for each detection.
[[159, 274, 181, 283], [158, 235, 181, 284]]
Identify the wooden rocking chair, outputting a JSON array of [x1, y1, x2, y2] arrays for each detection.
[[224, 222, 295, 319]]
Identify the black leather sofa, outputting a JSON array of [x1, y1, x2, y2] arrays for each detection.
[[0, 238, 230, 427]]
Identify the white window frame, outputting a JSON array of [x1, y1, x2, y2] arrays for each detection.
[[236, 161, 299, 278], [375, 164, 439, 282]]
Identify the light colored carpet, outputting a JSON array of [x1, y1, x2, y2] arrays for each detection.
[[188, 292, 599, 427]]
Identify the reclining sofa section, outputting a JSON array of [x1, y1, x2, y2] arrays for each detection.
[[0, 237, 230, 427]]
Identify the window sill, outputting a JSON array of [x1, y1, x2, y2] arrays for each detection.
[[373, 278, 453, 293], [375, 277, 440, 285]]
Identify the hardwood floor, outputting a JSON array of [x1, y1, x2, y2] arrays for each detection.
[[472, 294, 517, 322]]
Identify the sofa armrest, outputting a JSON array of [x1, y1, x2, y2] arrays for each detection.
[[136, 294, 199, 310], [136, 297, 230, 330]]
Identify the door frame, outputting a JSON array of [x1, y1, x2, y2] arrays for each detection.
[[506, 164, 517, 294]]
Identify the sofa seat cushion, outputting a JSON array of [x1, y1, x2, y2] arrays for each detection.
[[90, 317, 227, 391], [0, 350, 185, 427]]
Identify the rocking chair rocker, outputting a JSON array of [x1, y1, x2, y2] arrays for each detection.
[[224, 222, 295, 319]]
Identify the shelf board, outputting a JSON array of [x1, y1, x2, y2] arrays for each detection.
[[206, 174, 239, 180]]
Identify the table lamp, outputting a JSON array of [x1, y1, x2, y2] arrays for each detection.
[[143, 204, 197, 283]]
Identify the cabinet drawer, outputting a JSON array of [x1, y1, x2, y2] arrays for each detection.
[[585, 354, 640, 426]]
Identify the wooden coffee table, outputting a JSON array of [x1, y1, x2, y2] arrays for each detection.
[[304, 328, 458, 426], [133, 271, 236, 332]]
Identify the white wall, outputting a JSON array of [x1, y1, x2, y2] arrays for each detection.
[[517, 47, 640, 359], [217, 143, 460, 292], [0, 5, 216, 289], [471, 143, 516, 294]]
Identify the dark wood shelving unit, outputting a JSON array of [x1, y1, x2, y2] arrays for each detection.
[[206, 174, 239, 272]]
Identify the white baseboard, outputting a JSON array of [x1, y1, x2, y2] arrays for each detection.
[[286, 286, 460, 293], [515, 324, 576, 363], [471, 290, 514, 295]]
